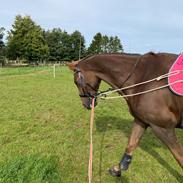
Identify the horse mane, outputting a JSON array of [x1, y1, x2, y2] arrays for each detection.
[[144, 52, 178, 58], [79, 54, 95, 62], [120, 52, 141, 56], [147, 51, 156, 56], [79, 52, 178, 64], [79, 52, 141, 63]]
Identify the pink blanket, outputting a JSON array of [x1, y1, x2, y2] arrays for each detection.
[[168, 53, 183, 96]]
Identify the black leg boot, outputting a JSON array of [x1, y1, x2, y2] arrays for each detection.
[[119, 153, 132, 171]]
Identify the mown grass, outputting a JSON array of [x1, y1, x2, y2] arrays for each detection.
[[0, 66, 183, 183]]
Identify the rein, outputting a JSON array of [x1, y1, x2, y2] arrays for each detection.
[[98, 70, 183, 99]]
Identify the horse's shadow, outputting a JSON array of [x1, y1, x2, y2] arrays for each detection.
[[95, 115, 183, 183]]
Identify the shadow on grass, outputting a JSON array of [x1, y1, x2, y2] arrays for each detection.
[[95, 115, 183, 183], [97, 123, 130, 183]]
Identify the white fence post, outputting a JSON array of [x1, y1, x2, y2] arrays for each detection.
[[53, 64, 56, 78]]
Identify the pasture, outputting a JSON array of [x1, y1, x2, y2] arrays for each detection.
[[0, 66, 183, 183]]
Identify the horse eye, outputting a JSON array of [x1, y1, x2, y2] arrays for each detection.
[[74, 77, 82, 86], [74, 75, 80, 85]]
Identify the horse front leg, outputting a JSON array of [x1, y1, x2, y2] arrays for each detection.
[[150, 124, 183, 169], [109, 120, 147, 176]]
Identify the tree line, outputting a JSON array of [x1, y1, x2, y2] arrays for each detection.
[[0, 15, 124, 63], [0, 27, 6, 62]]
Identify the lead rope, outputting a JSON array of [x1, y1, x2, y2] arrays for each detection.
[[98, 70, 183, 99], [88, 98, 95, 183]]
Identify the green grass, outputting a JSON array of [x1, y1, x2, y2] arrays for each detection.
[[0, 155, 62, 183], [0, 66, 51, 76], [0, 66, 183, 183]]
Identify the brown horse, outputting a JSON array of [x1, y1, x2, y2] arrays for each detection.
[[67, 52, 183, 176]]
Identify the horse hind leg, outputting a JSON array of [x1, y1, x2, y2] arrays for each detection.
[[151, 124, 183, 169]]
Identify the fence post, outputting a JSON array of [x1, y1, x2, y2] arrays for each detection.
[[53, 64, 56, 78]]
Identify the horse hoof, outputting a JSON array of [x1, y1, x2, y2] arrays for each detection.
[[108, 165, 121, 177]]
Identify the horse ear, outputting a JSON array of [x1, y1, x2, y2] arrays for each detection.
[[67, 61, 79, 71]]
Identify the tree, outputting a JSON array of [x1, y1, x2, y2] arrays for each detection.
[[101, 35, 109, 53], [0, 27, 5, 47], [70, 31, 85, 60], [0, 27, 5, 55], [45, 29, 86, 61], [108, 36, 123, 53], [0, 27, 6, 65], [87, 33, 103, 54], [7, 15, 49, 62], [87, 33, 123, 54], [45, 28, 66, 61]]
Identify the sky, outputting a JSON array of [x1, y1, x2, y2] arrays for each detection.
[[1, 0, 183, 54]]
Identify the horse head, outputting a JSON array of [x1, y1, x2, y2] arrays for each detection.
[[67, 61, 101, 109]]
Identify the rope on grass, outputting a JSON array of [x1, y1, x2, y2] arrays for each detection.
[[88, 98, 95, 183]]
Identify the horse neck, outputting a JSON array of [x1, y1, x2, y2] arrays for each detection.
[[84, 55, 141, 96]]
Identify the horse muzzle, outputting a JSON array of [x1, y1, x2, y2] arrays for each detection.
[[83, 97, 97, 110]]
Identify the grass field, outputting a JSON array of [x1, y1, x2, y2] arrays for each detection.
[[0, 66, 183, 183]]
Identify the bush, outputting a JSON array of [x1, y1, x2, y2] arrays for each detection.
[[0, 154, 62, 183]]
